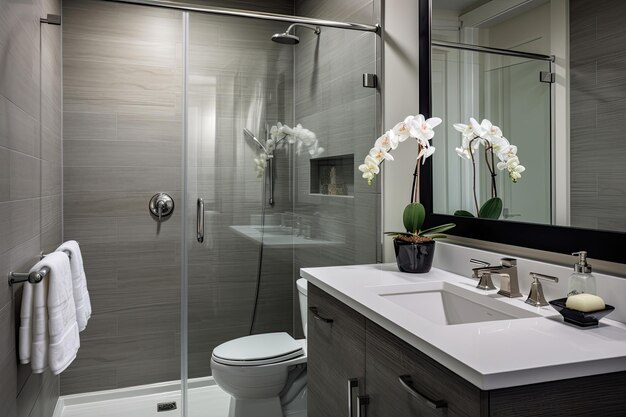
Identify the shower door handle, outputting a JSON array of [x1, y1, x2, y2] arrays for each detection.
[[197, 198, 204, 243]]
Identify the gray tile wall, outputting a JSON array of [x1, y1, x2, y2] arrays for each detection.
[[62, 0, 294, 392], [292, 0, 381, 336], [570, 0, 626, 232], [0, 0, 63, 414], [61, 0, 184, 394]]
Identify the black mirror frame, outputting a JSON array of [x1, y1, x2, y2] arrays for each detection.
[[418, 0, 625, 264]]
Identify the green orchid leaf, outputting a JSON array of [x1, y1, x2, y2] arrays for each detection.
[[403, 203, 425, 234], [478, 197, 503, 219], [383, 231, 413, 236], [454, 210, 475, 217], [422, 233, 448, 239], [420, 223, 456, 235]]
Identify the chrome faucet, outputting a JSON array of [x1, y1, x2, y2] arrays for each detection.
[[471, 257, 522, 297]]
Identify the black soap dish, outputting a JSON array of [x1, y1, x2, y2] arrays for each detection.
[[549, 298, 615, 327]]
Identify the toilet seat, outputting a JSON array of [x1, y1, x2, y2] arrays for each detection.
[[212, 332, 304, 366]]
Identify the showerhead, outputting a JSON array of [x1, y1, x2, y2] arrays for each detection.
[[271, 32, 300, 45], [243, 128, 268, 153], [271, 23, 320, 45]]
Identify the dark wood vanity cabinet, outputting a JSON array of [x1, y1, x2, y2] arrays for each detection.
[[308, 284, 367, 417], [309, 284, 626, 417]]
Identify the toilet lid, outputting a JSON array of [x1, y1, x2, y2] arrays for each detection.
[[212, 332, 303, 366]]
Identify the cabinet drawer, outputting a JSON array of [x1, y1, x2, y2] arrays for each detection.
[[365, 321, 487, 417], [308, 284, 366, 417]]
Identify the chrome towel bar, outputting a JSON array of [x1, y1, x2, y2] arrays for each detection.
[[8, 249, 72, 287]]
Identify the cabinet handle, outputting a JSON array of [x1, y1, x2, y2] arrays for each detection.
[[398, 375, 447, 410], [357, 395, 369, 417], [347, 378, 358, 417], [309, 307, 333, 324]]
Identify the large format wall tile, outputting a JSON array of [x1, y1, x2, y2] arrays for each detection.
[[0, 0, 62, 413], [570, 0, 626, 232], [292, 0, 380, 338]]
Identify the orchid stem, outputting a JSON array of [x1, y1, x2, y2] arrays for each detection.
[[483, 146, 498, 199], [469, 138, 480, 215], [411, 143, 422, 204]]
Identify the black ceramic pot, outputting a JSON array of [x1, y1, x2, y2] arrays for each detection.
[[393, 239, 435, 273]]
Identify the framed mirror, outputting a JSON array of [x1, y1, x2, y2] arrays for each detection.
[[419, 0, 626, 263]]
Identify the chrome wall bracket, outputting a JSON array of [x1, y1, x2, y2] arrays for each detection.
[[362, 73, 377, 88], [40, 14, 62, 25], [540, 71, 555, 83]]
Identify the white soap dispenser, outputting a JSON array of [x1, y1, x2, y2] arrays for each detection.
[[567, 251, 597, 296]]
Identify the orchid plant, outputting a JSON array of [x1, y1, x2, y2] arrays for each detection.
[[254, 122, 323, 177], [360, 114, 455, 243], [453, 118, 525, 219]]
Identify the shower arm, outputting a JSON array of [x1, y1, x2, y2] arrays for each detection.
[[285, 23, 320, 35]]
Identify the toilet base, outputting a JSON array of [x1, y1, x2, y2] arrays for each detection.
[[228, 395, 283, 417]]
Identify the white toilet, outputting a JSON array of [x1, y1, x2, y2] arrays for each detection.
[[211, 278, 308, 417]]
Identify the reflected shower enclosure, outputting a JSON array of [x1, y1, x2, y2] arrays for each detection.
[[61, 0, 381, 415]]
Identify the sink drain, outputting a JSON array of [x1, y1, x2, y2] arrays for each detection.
[[157, 401, 177, 412]]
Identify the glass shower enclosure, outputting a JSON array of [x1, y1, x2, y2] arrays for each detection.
[[61, 1, 380, 415]]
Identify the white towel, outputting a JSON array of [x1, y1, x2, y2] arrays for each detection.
[[57, 241, 91, 332], [19, 252, 80, 375]]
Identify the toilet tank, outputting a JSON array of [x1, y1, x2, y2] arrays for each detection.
[[296, 278, 308, 337]]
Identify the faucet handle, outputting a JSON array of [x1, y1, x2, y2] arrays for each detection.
[[470, 259, 490, 280], [500, 257, 517, 267], [525, 272, 559, 307], [476, 272, 497, 291]]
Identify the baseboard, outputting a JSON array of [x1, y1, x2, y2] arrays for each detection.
[[52, 376, 216, 417]]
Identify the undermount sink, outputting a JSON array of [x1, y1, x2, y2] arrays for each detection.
[[377, 281, 539, 325]]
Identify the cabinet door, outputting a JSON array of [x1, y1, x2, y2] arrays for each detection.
[[365, 321, 487, 417], [308, 284, 366, 417], [489, 371, 626, 417]]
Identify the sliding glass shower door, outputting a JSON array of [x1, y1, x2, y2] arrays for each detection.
[[183, 12, 297, 415]]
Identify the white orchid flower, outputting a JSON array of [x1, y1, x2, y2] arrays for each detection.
[[453, 123, 478, 140], [309, 146, 324, 157], [417, 145, 436, 163], [375, 130, 399, 151], [254, 153, 268, 178], [490, 136, 510, 154], [410, 114, 442, 141], [497, 144, 518, 162], [359, 155, 381, 185], [510, 165, 525, 182], [360, 114, 441, 186], [497, 156, 525, 182], [479, 119, 503, 140], [392, 115, 414, 142], [455, 147, 472, 160], [369, 147, 394, 163]]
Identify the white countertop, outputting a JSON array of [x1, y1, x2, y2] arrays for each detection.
[[301, 263, 626, 390]]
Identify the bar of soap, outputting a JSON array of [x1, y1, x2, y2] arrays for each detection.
[[566, 293, 605, 312]]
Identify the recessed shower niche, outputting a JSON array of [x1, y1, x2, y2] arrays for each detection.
[[310, 154, 354, 197]]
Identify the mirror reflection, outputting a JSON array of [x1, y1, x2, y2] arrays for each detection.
[[431, 0, 625, 233]]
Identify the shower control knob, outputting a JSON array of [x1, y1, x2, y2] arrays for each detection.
[[149, 193, 174, 221]]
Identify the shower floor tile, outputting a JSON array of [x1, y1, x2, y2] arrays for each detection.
[[58, 384, 230, 417]]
